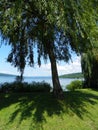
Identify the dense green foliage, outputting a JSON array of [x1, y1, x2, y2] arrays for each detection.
[[0, 81, 51, 93], [0, 0, 97, 69], [0, 0, 97, 67], [66, 80, 83, 91], [81, 49, 98, 89], [0, 89, 98, 130], [60, 72, 83, 79]]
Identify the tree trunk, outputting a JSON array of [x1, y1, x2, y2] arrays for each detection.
[[48, 47, 64, 99]]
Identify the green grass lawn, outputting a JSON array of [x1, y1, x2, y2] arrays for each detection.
[[0, 89, 98, 130]]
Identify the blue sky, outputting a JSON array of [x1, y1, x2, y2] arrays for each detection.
[[0, 43, 82, 77]]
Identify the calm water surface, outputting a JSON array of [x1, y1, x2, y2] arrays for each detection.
[[0, 76, 79, 90]]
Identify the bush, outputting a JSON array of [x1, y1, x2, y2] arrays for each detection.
[[0, 82, 12, 93], [0, 81, 51, 93], [66, 80, 83, 91]]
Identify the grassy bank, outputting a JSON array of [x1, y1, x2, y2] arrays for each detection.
[[0, 89, 98, 130]]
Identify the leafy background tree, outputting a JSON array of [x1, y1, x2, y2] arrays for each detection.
[[81, 48, 98, 89]]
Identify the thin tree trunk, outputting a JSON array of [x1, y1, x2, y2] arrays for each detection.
[[48, 47, 64, 99]]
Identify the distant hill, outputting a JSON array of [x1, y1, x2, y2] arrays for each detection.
[[0, 73, 16, 77], [59, 72, 83, 78]]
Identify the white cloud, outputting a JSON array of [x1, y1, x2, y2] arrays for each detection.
[[0, 43, 82, 77], [0, 55, 81, 77], [57, 56, 81, 75], [0, 65, 19, 75], [24, 64, 51, 77], [23, 56, 81, 76]]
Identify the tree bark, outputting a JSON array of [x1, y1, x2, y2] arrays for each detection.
[[48, 46, 64, 99]]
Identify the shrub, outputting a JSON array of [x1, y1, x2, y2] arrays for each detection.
[[29, 81, 51, 92], [0, 81, 51, 93], [66, 80, 83, 91], [0, 82, 12, 93]]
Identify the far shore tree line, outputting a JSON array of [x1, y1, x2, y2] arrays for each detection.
[[0, 0, 98, 98]]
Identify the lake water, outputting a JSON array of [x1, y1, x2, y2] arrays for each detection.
[[0, 76, 79, 90]]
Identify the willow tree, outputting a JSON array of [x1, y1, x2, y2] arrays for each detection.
[[0, 0, 97, 98], [81, 47, 98, 89], [81, 0, 98, 89]]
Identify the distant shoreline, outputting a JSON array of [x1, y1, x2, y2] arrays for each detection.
[[0, 72, 83, 79], [59, 72, 83, 79], [0, 73, 16, 77]]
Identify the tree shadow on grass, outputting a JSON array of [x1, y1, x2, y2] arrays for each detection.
[[64, 90, 98, 119], [0, 90, 98, 129]]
